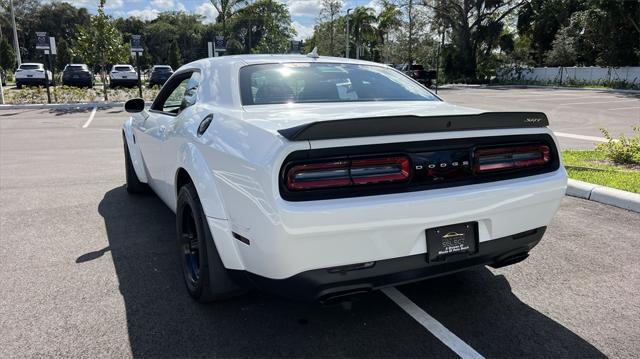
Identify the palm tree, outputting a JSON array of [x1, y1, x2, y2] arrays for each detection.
[[210, 0, 247, 41], [377, 1, 402, 62], [350, 6, 377, 59]]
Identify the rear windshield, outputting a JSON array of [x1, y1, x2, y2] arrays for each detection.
[[240, 63, 437, 105], [153, 66, 172, 72], [411, 65, 425, 70], [114, 66, 133, 71], [20, 64, 42, 70], [66, 65, 87, 71]]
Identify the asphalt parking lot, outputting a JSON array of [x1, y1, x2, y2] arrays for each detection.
[[440, 86, 640, 149], [1, 88, 639, 358]]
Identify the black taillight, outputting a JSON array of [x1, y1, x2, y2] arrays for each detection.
[[286, 156, 410, 191], [286, 161, 351, 190], [474, 144, 551, 173]]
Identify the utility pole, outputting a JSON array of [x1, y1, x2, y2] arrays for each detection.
[[10, 0, 22, 66], [345, 8, 352, 58]]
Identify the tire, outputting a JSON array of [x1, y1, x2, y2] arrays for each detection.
[[123, 134, 147, 194], [16, 82, 22, 89], [176, 183, 243, 302]]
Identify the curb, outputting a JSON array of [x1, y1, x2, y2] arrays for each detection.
[[0, 101, 153, 111], [444, 84, 640, 94], [566, 179, 640, 213]]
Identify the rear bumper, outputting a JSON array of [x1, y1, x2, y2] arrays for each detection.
[[110, 78, 138, 87], [62, 77, 93, 86], [232, 226, 545, 302], [221, 167, 566, 279], [16, 77, 47, 85]]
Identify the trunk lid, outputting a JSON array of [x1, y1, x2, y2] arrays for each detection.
[[241, 101, 483, 135]]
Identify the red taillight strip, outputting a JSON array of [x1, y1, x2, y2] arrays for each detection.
[[474, 145, 550, 173], [351, 156, 410, 185], [286, 156, 411, 191]]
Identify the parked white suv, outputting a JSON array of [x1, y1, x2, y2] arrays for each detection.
[[14, 63, 52, 89], [109, 64, 138, 88]]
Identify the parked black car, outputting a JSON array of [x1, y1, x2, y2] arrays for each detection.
[[62, 64, 95, 88], [148, 65, 173, 87], [399, 63, 436, 87]]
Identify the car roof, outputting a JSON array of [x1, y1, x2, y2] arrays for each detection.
[[188, 54, 388, 68], [21, 63, 44, 66]]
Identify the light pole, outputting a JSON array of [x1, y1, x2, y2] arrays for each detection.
[[436, 27, 445, 94], [9, 0, 22, 66], [345, 8, 352, 58]]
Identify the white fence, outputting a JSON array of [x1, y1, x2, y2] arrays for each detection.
[[497, 66, 640, 85]]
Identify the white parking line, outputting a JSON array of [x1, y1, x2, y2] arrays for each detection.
[[560, 99, 638, 106], [382, 287, 485, 359], [608, 106, 640, 111], [554, 132, 608, 143], [82, 106, 97, 128]]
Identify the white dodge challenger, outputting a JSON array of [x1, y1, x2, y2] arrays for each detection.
[[122, 54, 567, 303]]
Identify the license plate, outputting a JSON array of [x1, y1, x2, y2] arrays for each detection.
[[426, 222, 477, 262], [27, 75, 33, 78], [122, 76, 127, 79], [73, 75, 79, 79]]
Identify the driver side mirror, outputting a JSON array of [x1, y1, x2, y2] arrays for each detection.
[[124, 98, 145, 113]]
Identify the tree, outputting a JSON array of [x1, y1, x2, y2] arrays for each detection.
[[0, 0, 39, 57], [318, 0, 343, 56], [393, 0, 419, 62], [229, 0, 295, 54], [0, 37, 15, 70], [210, 0, 247, 41], [350, 6, 376, 59], [74, 1, 128, 100], [309, 16, 347, 57], [545, 27, 576, 67], [376, 1, 402, 62], [168, 41, 182, 69], [566, 2, 639, 67], [516, 0, 582, 66], [143, 21, 179, 65], [424, 0, 527, 80]]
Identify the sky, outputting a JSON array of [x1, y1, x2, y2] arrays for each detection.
[[59, 0, 382, 40]]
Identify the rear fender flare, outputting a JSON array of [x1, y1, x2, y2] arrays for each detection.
[[176, 144, 245, 270], [176, 142, 227, 220]]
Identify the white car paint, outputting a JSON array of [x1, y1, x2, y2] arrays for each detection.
[[123, 55, 567, 280], [110, 64, 138, 81], [14, 63, 52, 82]]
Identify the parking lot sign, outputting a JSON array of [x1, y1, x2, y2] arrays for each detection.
[[214, 36, 226, 52], [290, 40, 302, 54], [131, 35, 143, 52], [49, 37, 57, 55], [36, 32, 49, 50]]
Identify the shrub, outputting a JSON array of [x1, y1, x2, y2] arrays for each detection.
[[597, 127, 640, 165]]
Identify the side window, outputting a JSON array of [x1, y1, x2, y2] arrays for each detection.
[[181, 72, 200, 109], [163, 78, 189, 113], [152, 71, 200, 115]]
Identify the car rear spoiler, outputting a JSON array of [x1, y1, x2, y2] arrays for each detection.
[[277, 112, 549, 141]]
